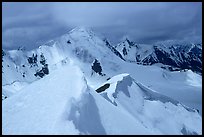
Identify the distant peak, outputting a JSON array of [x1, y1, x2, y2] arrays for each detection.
[[121, 37, 135, 47], [125, 38, 131, 44], [69, 26, 93, 34], [125, 37, 130, 41], [120, 35, 131, 42], [67, 26, 97, 40]]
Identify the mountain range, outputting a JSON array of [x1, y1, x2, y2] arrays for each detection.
[[2, 27, 202, 135], [115, 38, 202, 74]]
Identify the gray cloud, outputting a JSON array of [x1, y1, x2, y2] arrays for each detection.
[[2, 2, 202, 50]]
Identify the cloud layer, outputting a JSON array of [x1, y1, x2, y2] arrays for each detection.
[[2, 2, 202, 50]]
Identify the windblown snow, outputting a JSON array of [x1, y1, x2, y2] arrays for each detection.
[[2, 27, 202, 135]]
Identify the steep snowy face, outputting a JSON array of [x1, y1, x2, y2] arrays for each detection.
[[2, 48, 52, 99], [114, 39, 202, 74], [96, 74, 202, 135]]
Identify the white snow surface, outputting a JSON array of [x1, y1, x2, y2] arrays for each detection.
[[3, 65, 202, 134], [98, 74, 202, 135], [1, 63, 154, 135], [3, 64, 84, 134]]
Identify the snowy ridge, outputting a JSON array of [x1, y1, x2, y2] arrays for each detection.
[[3, 63, 201, 134], [1, 63, 160, 135], [3, 64, 87, 134], [2, 27, 123, 98]]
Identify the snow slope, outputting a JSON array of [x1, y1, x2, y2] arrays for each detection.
[[2, 63, 202, 134], [2, 63, 83, 134], [97, 74, 201, 135], [117, 62, 202, 115], [1, 63, 154, 135]]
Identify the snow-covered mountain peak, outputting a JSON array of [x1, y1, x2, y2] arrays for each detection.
[[114, 38, 202, 74], [118, 38, 135, 48], [68, 26, 95, 39], [70, 26, 91, 32], [2, 26, 126, 100]]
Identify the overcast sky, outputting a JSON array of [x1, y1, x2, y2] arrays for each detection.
[[2, 2, 202, 50]]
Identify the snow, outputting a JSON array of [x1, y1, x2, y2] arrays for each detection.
[[113, 61, 202, 116], [3, 62, 201, 134], [97, 73, 129, 103], [97, 74, 202, 135], [2, 64, 85, 134], [2, 81, 29, 99], [2, 27, 202, 135], [1, 63, 155, 135], [92, 90, 154, 135], [186, 70, 202, 87]]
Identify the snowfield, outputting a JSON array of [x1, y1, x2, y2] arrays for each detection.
[[2, 27, 202, 135]]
